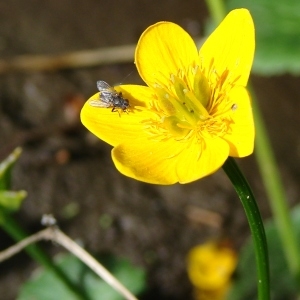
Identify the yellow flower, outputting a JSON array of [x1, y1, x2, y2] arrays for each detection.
[[81, 9, 255, 184], [187, 241, 237, 300]]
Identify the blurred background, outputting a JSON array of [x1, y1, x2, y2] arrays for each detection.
[[0, 0, 300, 299]]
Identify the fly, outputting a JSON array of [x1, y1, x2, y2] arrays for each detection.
[[89, 80, 130, 112]]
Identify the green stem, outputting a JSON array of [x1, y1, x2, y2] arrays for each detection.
[[0, 211, 87, 300], [251, 87, 300, 284], [204, 0, 227, 24], [223, 157, 270, 300]]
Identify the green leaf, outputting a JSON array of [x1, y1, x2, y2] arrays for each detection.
[[0, 190, 27, 212], [228, 205, 300, 300], [0, 148, 22, 190], [227, 0, 300, 75], [18, 253, 146, 300]]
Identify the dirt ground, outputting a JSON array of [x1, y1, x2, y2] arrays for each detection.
[[0, 1, 300, 299]]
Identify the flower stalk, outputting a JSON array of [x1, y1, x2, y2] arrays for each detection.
[[223, 157, 270, 300]]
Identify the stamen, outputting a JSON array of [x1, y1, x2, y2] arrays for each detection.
[[142, 63, 233, 148]]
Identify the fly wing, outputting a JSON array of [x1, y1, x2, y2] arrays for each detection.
[[89, 98, 111, 108], [97, 80, 112, 91], [97, 80, 119, 95], [95, 80, 114, 106]]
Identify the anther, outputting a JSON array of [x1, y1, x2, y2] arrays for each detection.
[[231, 103, 238, 111]]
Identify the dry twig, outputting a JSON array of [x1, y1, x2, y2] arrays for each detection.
[[0, 217, 138, 300], [0, 44, 135, 73]]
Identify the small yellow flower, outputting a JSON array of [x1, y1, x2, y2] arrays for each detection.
[[81, 9, 255, 184], [187, 241, 237, 300]]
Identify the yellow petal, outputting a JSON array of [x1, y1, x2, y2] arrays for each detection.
[[175, 136, 229, 183], [222, 86, 254, 157], [135, 22, 199, 88], [80, 85, 156, 147], [187, 242, 237, 290], [199, 9, 255, 87], [112, 137, 181, 184], [112, 135, 229, 185]]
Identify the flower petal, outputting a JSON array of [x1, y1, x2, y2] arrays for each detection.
[[223, 86, 254, 157], [199, 9, 255, 87], [135, 22, 199, 88], [112, 137, 181, 184], [112, 135, 229, 185], [80, 85, 156, 147], [175, 137, 229, 183]]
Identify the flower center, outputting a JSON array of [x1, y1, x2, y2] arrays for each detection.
[[145, 65, 232, 142]]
